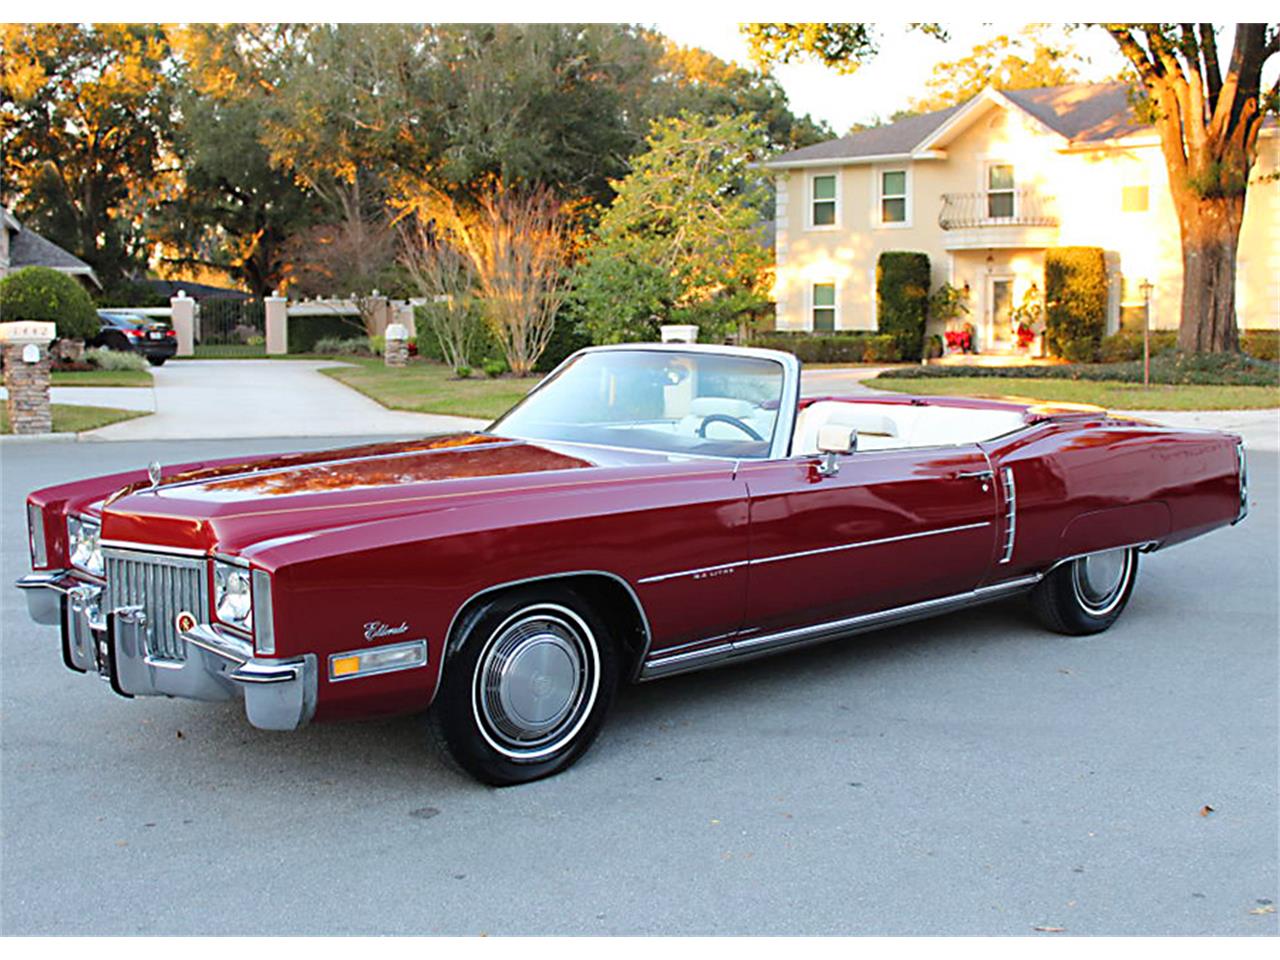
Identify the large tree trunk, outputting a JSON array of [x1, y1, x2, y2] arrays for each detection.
[[1172, 192, 1244, 353]]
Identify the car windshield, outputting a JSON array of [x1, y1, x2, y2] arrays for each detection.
[[490, 349, 785, 459]]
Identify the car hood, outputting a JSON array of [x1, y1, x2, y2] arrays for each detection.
[[97, 432, 680, 555]]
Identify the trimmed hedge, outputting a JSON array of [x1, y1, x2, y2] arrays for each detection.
[[872, 352, 1278, 387], [1098, 329, 1178, 362], [1044, 247, 1108, 362], [876, 251, 931, 361], [0, 266, 99, 340], [287, 313, 364, 354], [1242, 330, 1280, 362], [535, 313, 592, 373], [749, 331, 903, 363]]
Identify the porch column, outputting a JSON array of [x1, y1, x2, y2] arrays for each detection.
[[265, 293, 288, 355], [170, 292, 196, 357]]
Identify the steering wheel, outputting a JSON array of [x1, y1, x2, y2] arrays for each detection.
[[697, 414, 764, 442]]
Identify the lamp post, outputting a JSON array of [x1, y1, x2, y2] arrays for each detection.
[[1139, 278, 1154, 387]]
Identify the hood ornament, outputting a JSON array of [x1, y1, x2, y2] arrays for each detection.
[[147, 461, 162, 490]]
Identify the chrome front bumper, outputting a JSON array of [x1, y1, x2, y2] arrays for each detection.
[[16, 571, 316, 731]]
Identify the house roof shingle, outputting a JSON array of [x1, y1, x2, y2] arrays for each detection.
[[768, 83, 1156, 167]]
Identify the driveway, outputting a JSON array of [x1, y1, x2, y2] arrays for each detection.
[[57, 360, 487, 440]]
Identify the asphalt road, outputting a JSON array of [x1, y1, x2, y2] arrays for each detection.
[[1, 435, 1276, 936]]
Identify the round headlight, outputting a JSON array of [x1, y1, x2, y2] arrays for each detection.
[[214, 561, 254, 632], [67, 515, 104, 577]]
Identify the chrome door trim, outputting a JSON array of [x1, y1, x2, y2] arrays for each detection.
[[639, 574, 1043, 680], [100, 540, 208, 558], [636, 521, 992, 584], [748, 521, 992, 567]]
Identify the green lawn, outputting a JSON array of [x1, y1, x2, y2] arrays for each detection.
[[320, 357, 537, 419], [1, 404, 150, 434], [869, 376, 1280, 410], [52, 368, 153, 387]]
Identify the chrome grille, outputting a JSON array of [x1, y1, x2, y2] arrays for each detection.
[[104, 548, 208, 662]]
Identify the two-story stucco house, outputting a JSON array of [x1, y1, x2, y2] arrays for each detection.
[[766, 83, 1279, 353]]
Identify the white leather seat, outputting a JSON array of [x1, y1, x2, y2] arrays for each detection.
[[792, 401, 904, 455]]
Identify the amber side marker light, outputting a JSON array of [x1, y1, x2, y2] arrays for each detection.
[[327, 640, 428, 682]]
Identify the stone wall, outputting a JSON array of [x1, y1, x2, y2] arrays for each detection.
[[2, 342, 52, 434]]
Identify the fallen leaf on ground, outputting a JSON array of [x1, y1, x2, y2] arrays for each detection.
[[1033, 925, 1065, 933], [1248, 905, 1276, 915], [1200, 805, 1214, 816]]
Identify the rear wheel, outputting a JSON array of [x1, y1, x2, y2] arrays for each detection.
[[147, 357, 167, 367], [429, 585, 618, 785], [1031, 547, 1139, 635]]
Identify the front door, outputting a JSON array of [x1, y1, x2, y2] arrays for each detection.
[[987, 276, 1014, 351], [739, 446, 999, 639]]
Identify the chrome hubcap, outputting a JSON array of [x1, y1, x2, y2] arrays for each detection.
[[473, 605, 599, 761], [1072, 548, 1131, 615]]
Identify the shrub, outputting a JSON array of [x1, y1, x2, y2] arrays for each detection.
[[312, 336, 375, 356], [1098, 329, 1179, 363], [481, 358, 508, 378], [535, 312, 592, 373], [1044, 247, 1108, 362], [84, 346, 149, 372], [455, 365, 472, 379], [876, 252, 931, 361], [0, 266, 99, 340], [872, 352, 1278, 387], [1241, 330, 1280, 362], [749, 331, 903, 364], [288, 313, 365, 354], [412, 304, 504, 366]]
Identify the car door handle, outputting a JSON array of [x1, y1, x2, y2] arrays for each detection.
[[953, 470, 994, 481]]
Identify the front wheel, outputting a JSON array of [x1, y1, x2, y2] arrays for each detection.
[[147, 356, 167, 367], [1030, 547, 1139, 635], [429, 585, 618, 785]]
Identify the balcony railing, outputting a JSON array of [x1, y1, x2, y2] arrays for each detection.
[[938, 189, 1058, 230]]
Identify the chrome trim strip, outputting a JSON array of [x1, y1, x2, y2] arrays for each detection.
[[999, 467, 1017, 564], [640, 575, 1043, 680], [638, 522, 993, 585], [230, 661, 302, 685], [749, 521, 992, 567], [1234, 441, 1248, 524], [213, 553, 249, 569], [100, 540, 208, 558], [443, 570, 655, 685], [637, 561, 746, 585], [180, 623, 253, 665], [1044, 541, 1160, 576]]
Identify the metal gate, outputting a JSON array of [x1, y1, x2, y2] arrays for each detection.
[[197, 297, 265, 347]]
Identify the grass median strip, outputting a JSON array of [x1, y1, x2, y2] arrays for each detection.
[[319, 357, 537, 420], [1, 404, 150, 434], [868, 376, 1280, 410], [51, 369, 153, 387]]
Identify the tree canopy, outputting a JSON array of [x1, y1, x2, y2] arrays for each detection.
[[570, 112, 773, 344]]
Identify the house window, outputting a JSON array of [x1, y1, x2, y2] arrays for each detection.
[[812, 283, 836, 331], [987, 164, 1015, 218], [811, 174, 837, 226], [1122, 185, 1149, 213], [880, 170, 908, 224]]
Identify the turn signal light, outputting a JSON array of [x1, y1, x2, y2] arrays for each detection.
[[327, 640, 427, 682]]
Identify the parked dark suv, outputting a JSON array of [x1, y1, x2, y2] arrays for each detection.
[[91, 311, 178, 366]]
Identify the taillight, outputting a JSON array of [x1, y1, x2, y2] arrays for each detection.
[[165, 329, 176, 338]]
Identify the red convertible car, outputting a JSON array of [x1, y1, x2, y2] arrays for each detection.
[[18, 344, 1248, 784]]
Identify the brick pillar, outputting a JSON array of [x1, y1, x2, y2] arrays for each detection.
[[0, 321, 57, 435], [265, 294, 288, 355], [170, 292, 196, 356], [384, 323, 409, 367]]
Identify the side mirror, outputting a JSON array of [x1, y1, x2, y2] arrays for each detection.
[[816, 425, 856, 476]]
